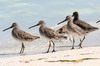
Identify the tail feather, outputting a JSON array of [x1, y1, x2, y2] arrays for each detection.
[[93, 27, 99, 30], [86, 27, 99, 32], [55, 34, 67, 40], [32, 36, 40, 40]]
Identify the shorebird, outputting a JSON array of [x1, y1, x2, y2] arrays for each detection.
[[29, 20, 67, 53], [72, 11, 99, 48], [56, 24, 69, 34], [58, 16, 89, 49], [96, 20, 100, 23], [3, 23, 40, 54], [58, 12, 99, 49], [55, 24, 72, 42]]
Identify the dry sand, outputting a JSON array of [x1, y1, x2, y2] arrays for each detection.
[[0, 47, 100, 66]]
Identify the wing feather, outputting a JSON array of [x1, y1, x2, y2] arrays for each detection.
[[74, 20, 98, 32], [12, 29, 39, 41], [39, 26, 55, 39]]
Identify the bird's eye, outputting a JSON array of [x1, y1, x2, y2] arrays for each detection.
[[64, 36, 67, 39]]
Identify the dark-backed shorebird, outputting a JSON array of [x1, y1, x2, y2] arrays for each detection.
[[3, 23, 40, 54], [58, 16, 87, 49], [96, 20, 100, 23], [58, 12, 99, 49], [29, 20, 67, 53], [72, 12, 99, 48]]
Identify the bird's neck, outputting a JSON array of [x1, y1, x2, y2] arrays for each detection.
[[73, 16, 79, 21], [68, 19, 74, 24]]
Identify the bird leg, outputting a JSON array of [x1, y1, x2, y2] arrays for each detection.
[[51, 40, 56, 53], [79, 36, 85, 48], [71, 37, 75, 49], [46, 41, 51, 53], [22, 43, 25, 53], [68, 35, 72, 43], [20, 44, 23, 54], [20, 43, 25, 54], [69, 38, 72, 43]]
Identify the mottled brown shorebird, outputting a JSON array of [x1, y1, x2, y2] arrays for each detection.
[[29, 20, 67, 53], [58, 16, 87, 49], [3, 23, 40, 54], [96, 20, 100, 23], [55, 24, 72, 42]]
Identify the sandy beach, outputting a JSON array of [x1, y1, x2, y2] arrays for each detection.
[[0, 46, 100, 66]]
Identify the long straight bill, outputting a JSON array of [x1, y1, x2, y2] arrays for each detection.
[[57, 19, 67, 25], [3, 26, 12, 32], [96, 20, 100, 23], [28, 24, 39, 29]]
